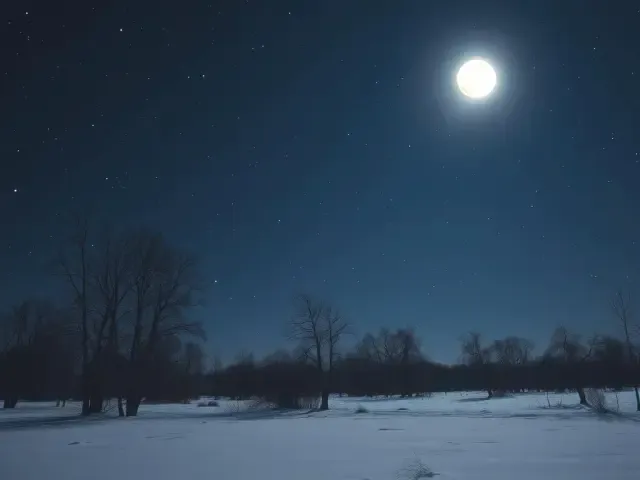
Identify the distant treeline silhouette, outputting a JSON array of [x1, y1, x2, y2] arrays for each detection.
[[1, 217, 639, 413], [2, 318, 639, 411], [209, 326, 640, 409]]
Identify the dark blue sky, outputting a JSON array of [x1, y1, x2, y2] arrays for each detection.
[[2, 1, 639, 363]]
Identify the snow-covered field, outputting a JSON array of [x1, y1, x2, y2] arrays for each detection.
[[1, 391, 639, 480]]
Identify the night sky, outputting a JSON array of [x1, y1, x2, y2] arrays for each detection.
[[2, 1, 639, 363]]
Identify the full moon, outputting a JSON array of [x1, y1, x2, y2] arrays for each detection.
[[456, 58, 497, 99]]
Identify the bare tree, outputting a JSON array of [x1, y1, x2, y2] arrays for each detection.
[[356, 328, 421, 365], [121, 231, 163, 416], [460, 332, 493, 397], [0, 300, 76, 408], [58, 227, 134, 415], [611, 289, 640, 411], [0, 300, 39, 408], [290, 294, 349, 410], [592, 334, 626, 365], [127, 231, 163, 368], [544, 327, 592, 405], [355, 332, 385, 363], [355, 328, 423, 397], [145, 250, 205, 351], [460, 332, 492, 365], [392, 329, 422, 364], [123, 232, 205, 416], [58, 214, 93, 415], [90, 231, 134, 415], [492, 336, 534, 366], [391, 328, 422, 397], [324, 305, 348, 377]]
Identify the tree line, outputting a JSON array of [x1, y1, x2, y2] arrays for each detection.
[[210, 294, 640, 412], [0, 215, 206, 415], [2, 219, 639, 414]]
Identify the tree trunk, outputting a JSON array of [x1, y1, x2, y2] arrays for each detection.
[[486, 389, 493, 399], [81, 372, 91, 415], [89, 394, 104, 414], [117, 396, 125, 417], [126, 396, 142, 416], [3, 397, 18, 409], [577, 387, 588, 405], [634, 386, 640, 412], [82, 396, 90, 415], [320, 390, 329, 411], [87, 370, 104, 414]]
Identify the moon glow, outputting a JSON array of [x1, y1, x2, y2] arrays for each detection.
[[456, 58, 497, 99]]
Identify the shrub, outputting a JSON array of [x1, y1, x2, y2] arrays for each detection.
[[544, 392, 564, 409], [585, 388, 608, 413], [397, 459, 436, 479], [354, 404, 369, 414], [492, 389, 511, 398], [226, 399, 246, 413]]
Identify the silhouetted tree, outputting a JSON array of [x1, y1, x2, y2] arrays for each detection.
[[492, 337, 534, 366], [611, 290, 640, 411], [289, 295, 348, 410], [56, 223, 208, 416], [544, 327, 592, 405], [0, 300, 76, 408], [58, 214, 93, 415], [592, 335, 626, 365], [124, 232, 205, 416], [354, 328, 423, 396], [460, 332, 494, 397], [88, 230, 133, 415]]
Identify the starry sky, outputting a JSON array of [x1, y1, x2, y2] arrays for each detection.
[[2, 1, 639, 363]]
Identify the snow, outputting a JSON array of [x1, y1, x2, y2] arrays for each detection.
[[1, 391, 639, 480]]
